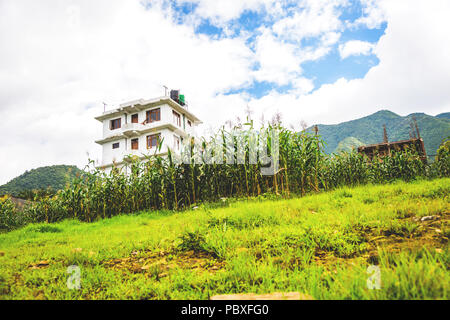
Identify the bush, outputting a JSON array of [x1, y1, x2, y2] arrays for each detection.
[[0, 197, 22, 231], [431, 139, 450, 177]]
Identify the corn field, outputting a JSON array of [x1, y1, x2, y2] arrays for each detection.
[[1, 125, 448, 231]]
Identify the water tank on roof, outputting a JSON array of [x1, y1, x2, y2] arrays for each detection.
[[179, 94, 185, 106], [170, 90, 179, 101]]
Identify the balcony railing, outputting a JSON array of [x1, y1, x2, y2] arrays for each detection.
[[121, 123, 144, 138], [122, 149, 143, 160]]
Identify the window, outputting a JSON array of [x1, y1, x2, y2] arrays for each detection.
[[131, 114, 139, 124], [110, 118, 121, 130], [187, 120, 192, 127], [146, 108, 160, 123], [173, 111, 181, 127], [131, 138, 139, 150], [147, 134, 161, 149], [174, 135, 180, 150], [112, 142, 120, 149]]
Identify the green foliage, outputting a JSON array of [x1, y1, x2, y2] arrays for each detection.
[[0, 179, 448, 299], [334, 136, 365, 153], [0, 197, 21, 232], [436, 112, 450, 120], [0, 165, 83, 198], [1, 124, 448, 232], [323, 151, 370, 188], [308, 110, 450, 158], [368, 149, 427, 183], [177, 230, 208, 253], [432, 139, 450, 176]]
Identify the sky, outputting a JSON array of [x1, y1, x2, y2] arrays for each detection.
[[1, 0, 450, 184]]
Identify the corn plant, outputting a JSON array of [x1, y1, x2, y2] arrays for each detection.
[[3, 125, 448, 230]]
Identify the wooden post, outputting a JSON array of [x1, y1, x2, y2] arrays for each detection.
[[413, 116, 421, 140], [383, 125, 389, 143]]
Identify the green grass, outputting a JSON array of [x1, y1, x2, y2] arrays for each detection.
[[0, 178, 449, 300]]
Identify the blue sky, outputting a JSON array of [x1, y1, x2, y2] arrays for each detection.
[[166, 0, 387, 98], [1, 0, 449, 184]]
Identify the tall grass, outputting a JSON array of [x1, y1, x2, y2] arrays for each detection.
[[1, 125, 448, 231], [0, 197, 20, 232]]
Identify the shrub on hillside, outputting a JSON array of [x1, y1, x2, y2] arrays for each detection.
[[0, 197, 23, 231], [431, 139, 450, 177]]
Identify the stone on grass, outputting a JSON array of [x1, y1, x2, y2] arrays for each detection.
[[210, 292, 314, 300]]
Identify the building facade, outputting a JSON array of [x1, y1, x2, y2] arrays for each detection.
[[95, 95, 202, 173]]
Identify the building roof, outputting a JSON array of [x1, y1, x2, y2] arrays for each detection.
[[95, 96, 202, 124]]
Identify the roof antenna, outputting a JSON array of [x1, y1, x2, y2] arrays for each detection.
[[103, 102, 107, 113]]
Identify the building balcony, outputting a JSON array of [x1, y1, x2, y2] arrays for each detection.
[[122, 149, 143, 161], [122, 123, 144, 137], [122, 148, 168, 161], [96, 120, 190, 145]]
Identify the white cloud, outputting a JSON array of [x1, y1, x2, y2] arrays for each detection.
[[251, 1, 346, 89], [339, 40, 375, 59], [175, 0, 280, 27], [252, 27, 302, 85], [248, 0, 450, 128], [352, 0, 387, 29], [290, 77, 315, 95], [0, 0, 254, 184], [1, 0, 450, 185], [272, 0, 348, 42]]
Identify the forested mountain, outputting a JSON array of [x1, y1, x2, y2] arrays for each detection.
[[308, 110, 450, 156], [0, 165, 83, 197], [436, 112, 450, 120]]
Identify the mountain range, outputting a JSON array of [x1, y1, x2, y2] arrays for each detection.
[[307, 110, 450, 156]]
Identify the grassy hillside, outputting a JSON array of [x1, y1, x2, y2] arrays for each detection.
[[308, 110, 450, 156], [0, 165, 83, 197], [0, 179, 448, 300], [334, 136, 365, 153]]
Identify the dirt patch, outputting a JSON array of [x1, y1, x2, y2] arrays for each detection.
[[310, 212, 449, 267], [28, 260, 50, 270], [371, 212, 447, 246], [103, 249, 225, 278]]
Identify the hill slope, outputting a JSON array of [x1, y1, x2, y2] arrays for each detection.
[[436, 112, 450, 120], [308, 110, 450, 155], [0, 165, 83, 197], [334, 136, 365, 153], [0, 179, 448, 299]]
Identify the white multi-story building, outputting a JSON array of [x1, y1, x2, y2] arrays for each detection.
[[95, 94, 202, 173]]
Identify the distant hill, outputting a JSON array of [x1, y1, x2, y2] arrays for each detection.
[[334, 137, 365, 153], [307, 110, 450, 156], [436, 112, 450, 120], [0, 165, 83, 197]]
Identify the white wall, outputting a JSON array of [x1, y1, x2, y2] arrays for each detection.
[[102, 114, 126, 139], [99, 103, 198, 168], [101, 138, 126, 166]]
